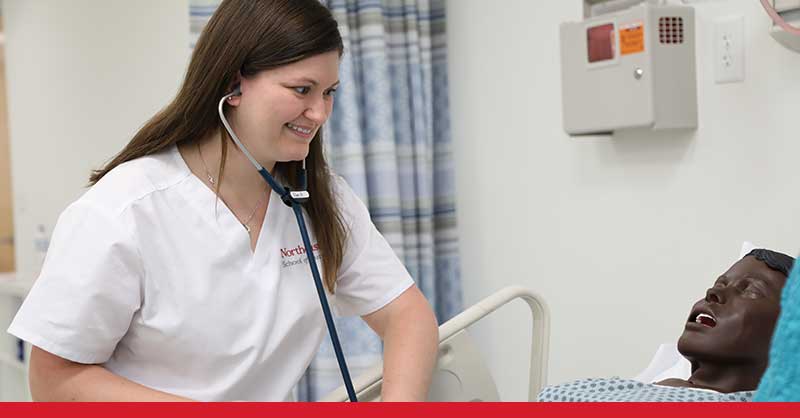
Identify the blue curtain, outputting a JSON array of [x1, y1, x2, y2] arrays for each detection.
[[189, 0, 462, 401], [299, 0, 461, 400]]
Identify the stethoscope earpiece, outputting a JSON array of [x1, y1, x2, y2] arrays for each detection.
[[226, 85, 241, 101]]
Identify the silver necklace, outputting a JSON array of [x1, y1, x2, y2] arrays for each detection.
[[196, 142, 267, 233]]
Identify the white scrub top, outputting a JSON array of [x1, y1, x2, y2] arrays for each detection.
[[8, 145, 414, 401]]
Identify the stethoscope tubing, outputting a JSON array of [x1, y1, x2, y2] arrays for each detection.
[[218, 91, 358, 402]]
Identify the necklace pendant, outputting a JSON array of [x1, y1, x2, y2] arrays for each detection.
[[207, 175, 215, 185]]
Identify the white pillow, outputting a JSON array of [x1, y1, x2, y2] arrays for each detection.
[[632, 343, 691, 383], [740, 241, 758, 258]]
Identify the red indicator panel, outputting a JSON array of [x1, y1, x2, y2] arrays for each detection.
[[587, 23, 615, 63]]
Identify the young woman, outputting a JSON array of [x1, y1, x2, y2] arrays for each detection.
[[9, 0, 438, 402]]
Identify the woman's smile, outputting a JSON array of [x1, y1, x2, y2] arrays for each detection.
[[285, 122, 315, 140]]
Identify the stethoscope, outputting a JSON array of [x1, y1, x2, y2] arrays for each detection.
[[218, 85, 358, 402]]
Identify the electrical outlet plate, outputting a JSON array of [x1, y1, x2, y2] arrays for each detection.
[[714, 15, 745, 84]]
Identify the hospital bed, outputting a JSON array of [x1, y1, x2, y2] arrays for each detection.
[[323, 242, 771, 401], [322, 286, 551, 402]]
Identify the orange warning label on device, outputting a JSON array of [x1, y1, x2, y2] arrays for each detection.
[[619, 22, 645, 55]]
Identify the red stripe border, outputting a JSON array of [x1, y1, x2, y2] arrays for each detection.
[[1, 402, 799, 418]]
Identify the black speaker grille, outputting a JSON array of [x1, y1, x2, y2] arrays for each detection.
[[659, 17, 684, 44]]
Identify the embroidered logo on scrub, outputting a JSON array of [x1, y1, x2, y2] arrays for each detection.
[[280, 243, 322, 269]]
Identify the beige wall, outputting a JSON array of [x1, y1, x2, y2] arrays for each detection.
[[0, 28, 14, 272], [4, 0, 190, 280]]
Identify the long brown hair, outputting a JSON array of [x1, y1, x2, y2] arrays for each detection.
[[90, 0, 346, 293]]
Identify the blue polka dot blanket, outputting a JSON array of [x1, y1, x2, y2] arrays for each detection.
[[537, 377, 754, 402]]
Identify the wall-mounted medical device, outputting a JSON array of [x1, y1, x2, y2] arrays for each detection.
[[560, 1, 697, 136], [763, 0, 800, 52]]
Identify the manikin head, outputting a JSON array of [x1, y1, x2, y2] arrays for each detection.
[[678, 249, 795, 380]]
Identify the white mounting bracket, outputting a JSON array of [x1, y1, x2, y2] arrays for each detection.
[[768, 0, 800, 53]]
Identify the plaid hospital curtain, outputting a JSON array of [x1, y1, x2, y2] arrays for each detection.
[[189, 0, 462, 401]]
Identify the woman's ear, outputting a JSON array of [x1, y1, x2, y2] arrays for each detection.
[[226, 73, 243, 106]]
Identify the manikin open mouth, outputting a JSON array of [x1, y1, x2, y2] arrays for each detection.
[[695, 313, 717, 328]]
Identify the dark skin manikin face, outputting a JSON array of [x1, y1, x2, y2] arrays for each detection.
[[677, 256, 786, 369]]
